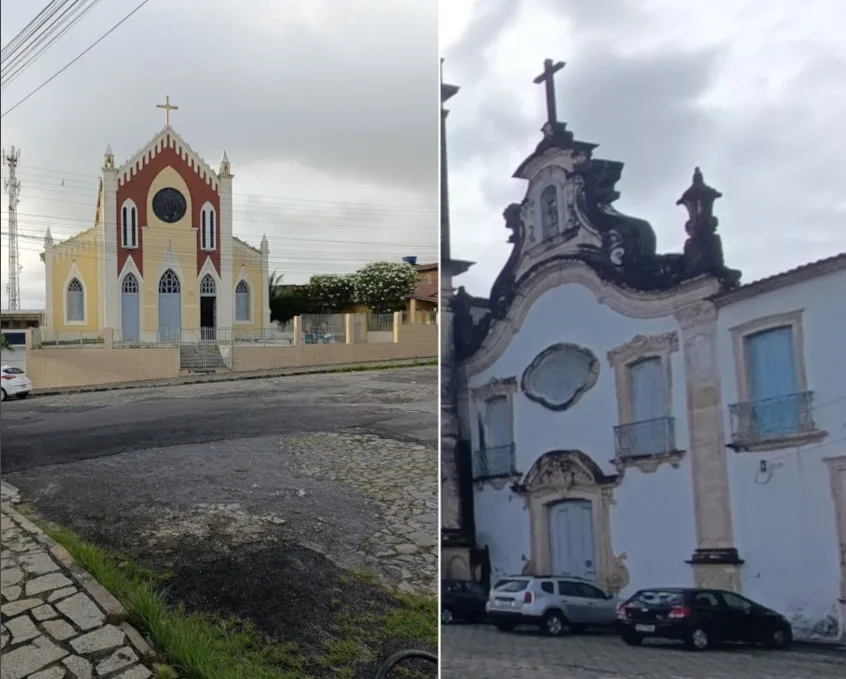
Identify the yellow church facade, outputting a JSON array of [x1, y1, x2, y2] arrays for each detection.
[[41, 112, 270, 343]]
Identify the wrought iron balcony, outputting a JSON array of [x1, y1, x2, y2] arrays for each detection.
[[729, 391, 816, 446], [472, 443, 516, 480], [614, 417, 677, 459]]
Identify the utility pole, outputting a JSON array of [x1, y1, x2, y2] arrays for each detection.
[[3, 145, 22, 310]]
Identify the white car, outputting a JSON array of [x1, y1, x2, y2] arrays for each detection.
[[1, 365, 32, 401]]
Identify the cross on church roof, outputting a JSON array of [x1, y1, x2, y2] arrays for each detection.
[[533, 59, 566, 130], [156, 95, 179, 127]]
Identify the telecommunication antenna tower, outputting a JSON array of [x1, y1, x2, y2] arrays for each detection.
[[3, 145, 22, 310]]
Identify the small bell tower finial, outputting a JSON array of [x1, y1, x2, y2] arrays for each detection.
[[44, 226, 54, 248], [219, 150, 231, 177], [104, 143, 114, 169]]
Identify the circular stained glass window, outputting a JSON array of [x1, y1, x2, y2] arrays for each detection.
[[152, 188, 187, 223]]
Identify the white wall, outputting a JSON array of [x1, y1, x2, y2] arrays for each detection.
[[717, 269, 846, 639], [469, 282, 697, 589]]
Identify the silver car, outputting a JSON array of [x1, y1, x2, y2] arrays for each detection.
[[486, 575, 619, 636]]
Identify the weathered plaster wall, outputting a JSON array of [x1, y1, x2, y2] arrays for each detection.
[[717, 269, 846, 639], [473, 485, 531, 580], [468, 282, 697, 589]]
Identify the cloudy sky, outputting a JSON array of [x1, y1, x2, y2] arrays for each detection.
[[1, 0, 438, 308], [441, 0, 846, 297]]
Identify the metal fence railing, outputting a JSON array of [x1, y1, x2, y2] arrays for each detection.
[[729, 391, 816, 444], [471, 443, 516, 480], [301, 314, 346, 344], [614, 417, 677, 458]]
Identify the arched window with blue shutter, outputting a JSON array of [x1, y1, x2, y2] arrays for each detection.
[[235, 279, 250, 322], [66, 278, 84, 322]]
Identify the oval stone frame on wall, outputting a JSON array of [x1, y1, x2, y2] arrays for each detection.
[[521, 342, 600, 411]]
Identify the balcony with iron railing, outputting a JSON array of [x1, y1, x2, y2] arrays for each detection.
[[614, 416, 678, 460], [471, 443, 516, 480], [728, 391, 822, 449]]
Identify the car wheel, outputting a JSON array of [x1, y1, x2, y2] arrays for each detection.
[[765, 627, 792, 650], [685, 627, 712, 650], [0, 389, 6, 402], [441, 608, 454, 625], [622, 633, 643, 646], [494, 622, 515, 632], [542, 611, 568, 637], [17, 391, 28, 399]]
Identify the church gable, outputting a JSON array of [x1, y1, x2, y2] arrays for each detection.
[[456, 59, 743, 362], [115, 126, 221, 279], [117, 126, 218, 190]]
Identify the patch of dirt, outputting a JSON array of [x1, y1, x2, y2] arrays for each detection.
[[139, 503, 286, 553], [158, 540, 437, 679]]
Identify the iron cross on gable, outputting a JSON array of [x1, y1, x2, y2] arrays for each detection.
[[533, 59, 566, 128], [157, 95, 179, 126]]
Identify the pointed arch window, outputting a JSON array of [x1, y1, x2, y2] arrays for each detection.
[[121, 200, 138, 248], [201, 204, 216, 251], [122, 273, 139, 294], [200, 274, 216, 296], [159, 269, 180, 294], [66, 278, 84, 322], [235, 279, 251, 322]]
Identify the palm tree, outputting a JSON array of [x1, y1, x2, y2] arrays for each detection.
[[268, 270, 285, 303]]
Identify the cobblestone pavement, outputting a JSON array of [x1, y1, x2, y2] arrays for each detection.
[[1, 495, 157, 679], [441, 624, 846, 679], [285, 432, 438, 593]]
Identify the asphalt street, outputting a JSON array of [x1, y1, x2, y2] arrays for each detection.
[[0, 367, 439, 678]]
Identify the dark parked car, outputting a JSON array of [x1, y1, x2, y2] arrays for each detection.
[[616, 588, 793, 650], [441, 579, 488, 624]]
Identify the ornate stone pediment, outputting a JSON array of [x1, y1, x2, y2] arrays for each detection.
[[515, 450, 618, 495], [522, 343, 599, 411]]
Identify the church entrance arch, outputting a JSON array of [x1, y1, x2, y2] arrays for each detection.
[[158, 269, 181, 343], [518, 450, 630, 595], [121, 273, 140, 342], [199, 274, 217, 340]]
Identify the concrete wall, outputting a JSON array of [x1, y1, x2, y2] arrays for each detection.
[[468, 282, 696, 593], [24, 320, 437, 391], [716, 268, 846, 639]]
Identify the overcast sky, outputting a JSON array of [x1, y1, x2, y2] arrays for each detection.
[[1, 0, 438, 308], [441, 0, 846, 297]]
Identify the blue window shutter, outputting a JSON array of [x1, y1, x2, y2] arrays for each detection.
[[629, 357, 664, 422], [745, 327, 798, 435]]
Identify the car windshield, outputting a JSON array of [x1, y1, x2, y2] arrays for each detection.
[[494, 579, 529, 592], [2, 367, 24, 375], [629, 590, 685, 607]]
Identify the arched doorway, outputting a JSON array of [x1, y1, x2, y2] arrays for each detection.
[[121, 273, 140, 342], [199, 274, 217, 340], [158, 269, 181, 342]]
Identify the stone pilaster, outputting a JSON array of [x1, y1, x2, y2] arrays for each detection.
[[675, 300, 743, 589], [217, 171, 234, 330], [101, 166, 119, 332]]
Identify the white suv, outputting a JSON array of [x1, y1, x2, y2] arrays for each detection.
[[486, 575, 619, 636], [1, 365, 32, 401]]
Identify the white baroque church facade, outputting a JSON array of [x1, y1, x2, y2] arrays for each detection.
[[441, 62, 846, 641]]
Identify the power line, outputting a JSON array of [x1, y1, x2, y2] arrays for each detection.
[[1, 0, 153, 118], [1, 0, 68, 63], [10, 166, 438, 213], [2, 0, 105, 91]]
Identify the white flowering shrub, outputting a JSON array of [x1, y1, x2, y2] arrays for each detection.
[[354, 261, 417, 313], [307, 274, 356, 311]]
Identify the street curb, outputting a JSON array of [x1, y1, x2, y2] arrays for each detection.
[[29, 358, 437, 397], [2, 486, 159, 663]]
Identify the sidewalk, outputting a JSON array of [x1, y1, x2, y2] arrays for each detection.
[[1, 483, 158, 679]]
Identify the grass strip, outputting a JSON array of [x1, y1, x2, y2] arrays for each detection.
[[41, 523, 436, 679]]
